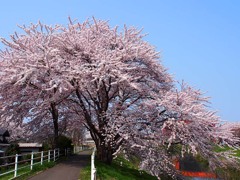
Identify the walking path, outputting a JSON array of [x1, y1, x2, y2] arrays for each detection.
[[28, 150, 91, 180]]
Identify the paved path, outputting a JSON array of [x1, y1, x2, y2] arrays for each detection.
[[28, 150, 91, 180]]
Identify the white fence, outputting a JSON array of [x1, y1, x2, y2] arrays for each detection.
[[91, 147, 96, 180], [0, 148, 71, 179]]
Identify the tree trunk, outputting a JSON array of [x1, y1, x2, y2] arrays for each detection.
[[53, 120, 59, 148], [96, 143, 114, 164], [50, 102, 59, 148]]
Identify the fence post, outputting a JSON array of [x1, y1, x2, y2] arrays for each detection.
[[56, 149, 58, 159], [54, 149, 56, 161], [14, 154, 18, 178], [91, 148, 96, 180], [31, 152, 34, 170], [41, 151, 43, 165], [48, 150, 50, 162]]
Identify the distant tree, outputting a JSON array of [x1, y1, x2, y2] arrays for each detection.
[[5, 144, 20, 156], [4, 144, 20, 163], [57, 135, 72, 150], [0, 18, 239, 179], [66, 124, 85, 147]]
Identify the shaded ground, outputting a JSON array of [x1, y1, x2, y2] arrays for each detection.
[[28, 150, 92, 180]]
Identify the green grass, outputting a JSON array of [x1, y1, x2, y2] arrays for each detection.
[[15, 161, 56, 180], [79, 155, 157, 180], [79, 146, 240, 180], [213, 145, 240, 158], [233, 149, 240, 157], [0, 161, 56, 180], [95, 160, 157, 180], [213, 145, 240, 179], [213, 145, 233, 153], [215, 167, 240, 180], [79, 163, 91, 180]]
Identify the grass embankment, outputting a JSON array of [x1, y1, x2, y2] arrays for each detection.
[[80, 146, 240, 180], [0, 160, 57, 180], [213, 145, 240, 159], [214, 145, 240, 180], [14, 161, 56, 180], [79, 155, 157, 180]]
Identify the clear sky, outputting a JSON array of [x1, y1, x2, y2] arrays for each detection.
[[0, 1, 239, 122]]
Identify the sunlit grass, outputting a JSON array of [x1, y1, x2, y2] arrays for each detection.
[[79, 155, 157, 180], [0, 161, 56, 180]]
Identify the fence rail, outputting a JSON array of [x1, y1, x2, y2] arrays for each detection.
[[0, 148, 71, 179]]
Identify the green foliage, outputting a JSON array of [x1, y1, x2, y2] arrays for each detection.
[[194, 154, 209, 172], [167, 144, 182, 156], [57, 135, 73, 150], [5, 143, 20, 156], [1, 144, 21, 167], [42, 142, 51, 151]]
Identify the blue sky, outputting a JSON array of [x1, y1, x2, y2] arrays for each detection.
[[1, 1, 239, 122]]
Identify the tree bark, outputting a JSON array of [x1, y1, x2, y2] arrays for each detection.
[[50, 102, 59, 148], [96, 142, 114, 164], [75, 88, 115, 164]]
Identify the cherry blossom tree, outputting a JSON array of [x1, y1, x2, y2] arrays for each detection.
[[54, 19, 173, 164], [0, 18, 239, 179], [0, 23, 76, 147], [122, 83, 240, 178]]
